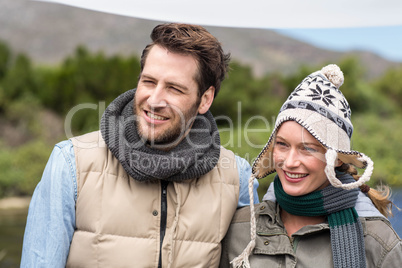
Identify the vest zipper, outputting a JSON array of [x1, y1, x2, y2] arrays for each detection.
[[158, 180, 169, 268]]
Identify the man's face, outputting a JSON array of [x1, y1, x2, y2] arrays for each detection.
[[134, 45, 214, 148]]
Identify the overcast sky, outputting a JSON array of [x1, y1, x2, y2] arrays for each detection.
[[39, 0, 402, 62], [276, 26, 402, 62]]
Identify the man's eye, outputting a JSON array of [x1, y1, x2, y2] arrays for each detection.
[[170, 87, 183, 93]]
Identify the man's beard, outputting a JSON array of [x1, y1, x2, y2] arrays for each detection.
[[133, 95, 201, 147]]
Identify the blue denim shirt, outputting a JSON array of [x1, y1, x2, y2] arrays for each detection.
[[20, 140, 259, 267]]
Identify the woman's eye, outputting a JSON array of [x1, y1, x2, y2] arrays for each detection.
[[303, 146, 317, 153], [275, 141, 287, 147]]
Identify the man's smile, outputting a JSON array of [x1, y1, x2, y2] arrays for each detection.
[[145, 111, 169, 121]]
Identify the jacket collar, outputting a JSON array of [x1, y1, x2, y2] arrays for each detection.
[[253, 201, 331, 257]]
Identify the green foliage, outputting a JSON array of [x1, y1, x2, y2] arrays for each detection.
[[337, 57, 372, 114], [0, 53, 38, 111], [36, 46, 140, 116], [0, 38, 402, 199], [0, 140, 52, 197], [352, 113, 402, 187], [32, 46, 141, 134], [212, 62, 286, 127], [219, 121, 277, 199], [279, 64, 317, 96], [3, 93, 43, 141], [0, 41, 11, 79], [213, 62, 255, 122], [374, 66, 402, 114]]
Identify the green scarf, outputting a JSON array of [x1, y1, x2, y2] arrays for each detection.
[[274, 174, 366, 268]]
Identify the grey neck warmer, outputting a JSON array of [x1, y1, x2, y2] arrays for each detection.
[[100, 89, 221, 182]]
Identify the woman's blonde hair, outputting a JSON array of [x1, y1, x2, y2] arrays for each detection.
[[337, 163, 398, 217]]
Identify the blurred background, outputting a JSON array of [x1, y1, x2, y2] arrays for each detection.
[[0, 0, 401, 267]]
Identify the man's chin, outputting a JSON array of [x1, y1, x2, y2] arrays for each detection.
[[139, 131, 183, 149]]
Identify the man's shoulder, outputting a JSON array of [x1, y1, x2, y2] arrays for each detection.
[[216, 147, 238, 169], [69, 130, 103, 147], [53, 131, 103, 159], [219, 146, 235, 158], [219, 147, 251, 167], [68, 131, 111, 167]]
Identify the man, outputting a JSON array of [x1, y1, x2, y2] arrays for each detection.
[[21, 23, 258, 267]]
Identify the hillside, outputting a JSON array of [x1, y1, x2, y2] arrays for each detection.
[[0, 0, 400, 78]]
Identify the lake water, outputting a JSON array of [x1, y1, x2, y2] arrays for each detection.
[[0, 208, 28, 268], [1, 190, 402, 267], [388, 189, 402, 237]]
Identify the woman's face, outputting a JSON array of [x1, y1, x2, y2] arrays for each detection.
[[273, 121, 332, 196]]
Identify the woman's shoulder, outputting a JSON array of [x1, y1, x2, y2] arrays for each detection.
[[362, 216, 401, 253], [362, 217, 401, 242], [232, 201, 276, 224], [362, 217, 402, 266]]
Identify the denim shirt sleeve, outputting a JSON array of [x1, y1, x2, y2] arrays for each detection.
[[236, 155, 259, 207], [21, 140, 77, 268]]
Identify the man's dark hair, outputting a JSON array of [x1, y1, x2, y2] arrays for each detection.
[[140, 23, 231, 98]]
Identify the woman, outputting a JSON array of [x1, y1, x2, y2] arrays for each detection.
[[220, 64, 401, 268]]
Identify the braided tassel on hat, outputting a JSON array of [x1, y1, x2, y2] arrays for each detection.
[[230, 172, 258, 268]]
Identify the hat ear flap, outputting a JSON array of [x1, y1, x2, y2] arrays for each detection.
[[325, 149, 373, 190]]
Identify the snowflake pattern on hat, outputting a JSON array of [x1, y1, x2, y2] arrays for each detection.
[[279, 71, 353, 139], [307, 84, 336, 107]]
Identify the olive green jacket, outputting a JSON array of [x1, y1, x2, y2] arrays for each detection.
[[220, 199, 402, 268]]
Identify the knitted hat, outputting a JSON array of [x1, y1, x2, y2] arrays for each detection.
[[252, 64, 373, 190]]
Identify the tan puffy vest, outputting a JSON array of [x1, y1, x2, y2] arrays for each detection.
[[66, 131, 240, 268]]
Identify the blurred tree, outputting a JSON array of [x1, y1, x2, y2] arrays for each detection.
[[0, 140, 52, 197], [375, 67, 402, 113], [35, 46, 141, 133], [212, 61, 256, 123], [1, 53, 38, 103], [280, 64, 317, 96], [0, 40, 11, 80], [337, 57, 373, 114], [212, 61, 285, 127]]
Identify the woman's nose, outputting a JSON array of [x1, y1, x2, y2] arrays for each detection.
[[283, 148, 301, 168]]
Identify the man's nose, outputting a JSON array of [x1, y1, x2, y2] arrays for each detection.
[[147, 86, 167, 108]]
